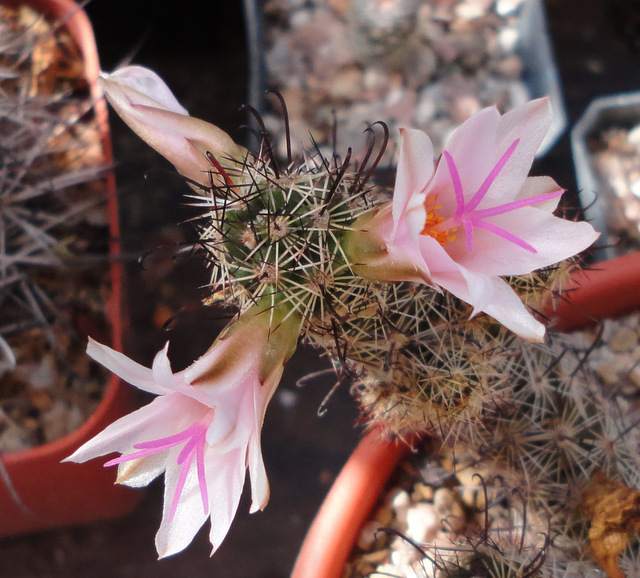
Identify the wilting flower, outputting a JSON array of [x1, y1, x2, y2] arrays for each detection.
[[66, 307, 299, 558], [346, 98, 599, 340], [98, 65, 246, 187]]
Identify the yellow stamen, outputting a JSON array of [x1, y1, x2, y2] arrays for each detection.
[[421, 194, 456, 245]]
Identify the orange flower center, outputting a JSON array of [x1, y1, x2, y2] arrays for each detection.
[[421, 194, 456, 245]]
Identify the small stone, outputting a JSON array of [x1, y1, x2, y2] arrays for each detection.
[[0, 411, 31, 452], [610, 326, 638, 353], [411, 482, 434, 502], [498, 25, 519, 52], [456, 0, 493, 20], [362, 66, 391, 95], [390, 537, 421, 565], [15, 354, 56, 391], [390, 488, 411, 509], [328, 67, 364, 102], [328, 0, 350, 18], [495, 54, 523, 79], [41, 400, 71, 442], [374, 503, 394, 527], [496, 0, 525, 16], [405, 502, 438, 543], [506, 79, 531, 108], [361, 548, 389, 566], [389, 488, 411, 525], [385, 86, 417, 124], [28, 389, 53, 411], [449, 94, 482, 125], [350, 0, 419, 46], [404, 45, 438, 90], [433, 488, 466, 533], [289, 7, 314, 29], [357, 519, 381, 550]]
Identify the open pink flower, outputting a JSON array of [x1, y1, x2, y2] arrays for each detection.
[[65, 308, 299, 558], [348, 98, 599, 340], [98, 65, 246, 187]]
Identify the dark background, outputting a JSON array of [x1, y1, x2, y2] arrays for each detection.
[[1, 0, 640, 576]]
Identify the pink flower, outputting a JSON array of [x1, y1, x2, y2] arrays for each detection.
[[98, 65, 246, 187], [348, 99, 599, 340], [65, 308, 299, 558]]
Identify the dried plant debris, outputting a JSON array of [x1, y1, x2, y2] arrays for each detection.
[[262, 0, 531, 160], [582, 472, 640, 578], [0, 5, 112, 450]]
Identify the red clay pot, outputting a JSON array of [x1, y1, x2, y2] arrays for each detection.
[[291, 253, 640, 578], [0, 0, 138, 537]]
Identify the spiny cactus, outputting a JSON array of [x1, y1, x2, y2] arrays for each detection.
[[193, 120, 389, 338], [194, 121, 640, 574], [92, 64, 640, 572]]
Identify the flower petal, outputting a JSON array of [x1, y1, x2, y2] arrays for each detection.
[[205, 447, 247, 556], [455, 207, 600, 276], [99, 66, 245, 188], [100, 66, 188, 115], [482, 277, 546, 341], [65, 393, 199, 464], [247, 434, 269, 514], [393, 128, 435, 234], [86, 338, 172, 395], [155, 448, 211, 558], [430, 106, 501, 207], [205, 380, 253, 451], [246, 369, 282, 513], [482, 98, 552, 205], [112, 104, 243, 186]]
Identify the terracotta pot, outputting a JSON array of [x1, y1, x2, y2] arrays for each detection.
[[0, 0, 138, 537], [292, 429, 410, 578], [551, 252, 640, 332], [291, 253, 640, 578]]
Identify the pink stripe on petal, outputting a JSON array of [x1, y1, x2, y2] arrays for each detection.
[[104, 409, 215, 523], [104, 449, 153, 467], [471, 218, 537, 253], [177, 424, 206, 465], [443, 150, 465, 216], [103, 430, 194, 467], [196, 438, 209, 515], [461, 216, 474, 252], [473, 189, 564, 219], [466, 138, 520, 213], [134, 426, 196, 450], [167, 458, 192, 524]]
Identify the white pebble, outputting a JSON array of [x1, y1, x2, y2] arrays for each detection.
[[389, 489, 411, 525], [356, 519, 380, 550], [498, 26, 520, 52], [390, 488, 411, 509], [406, 502, 439, 543]]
